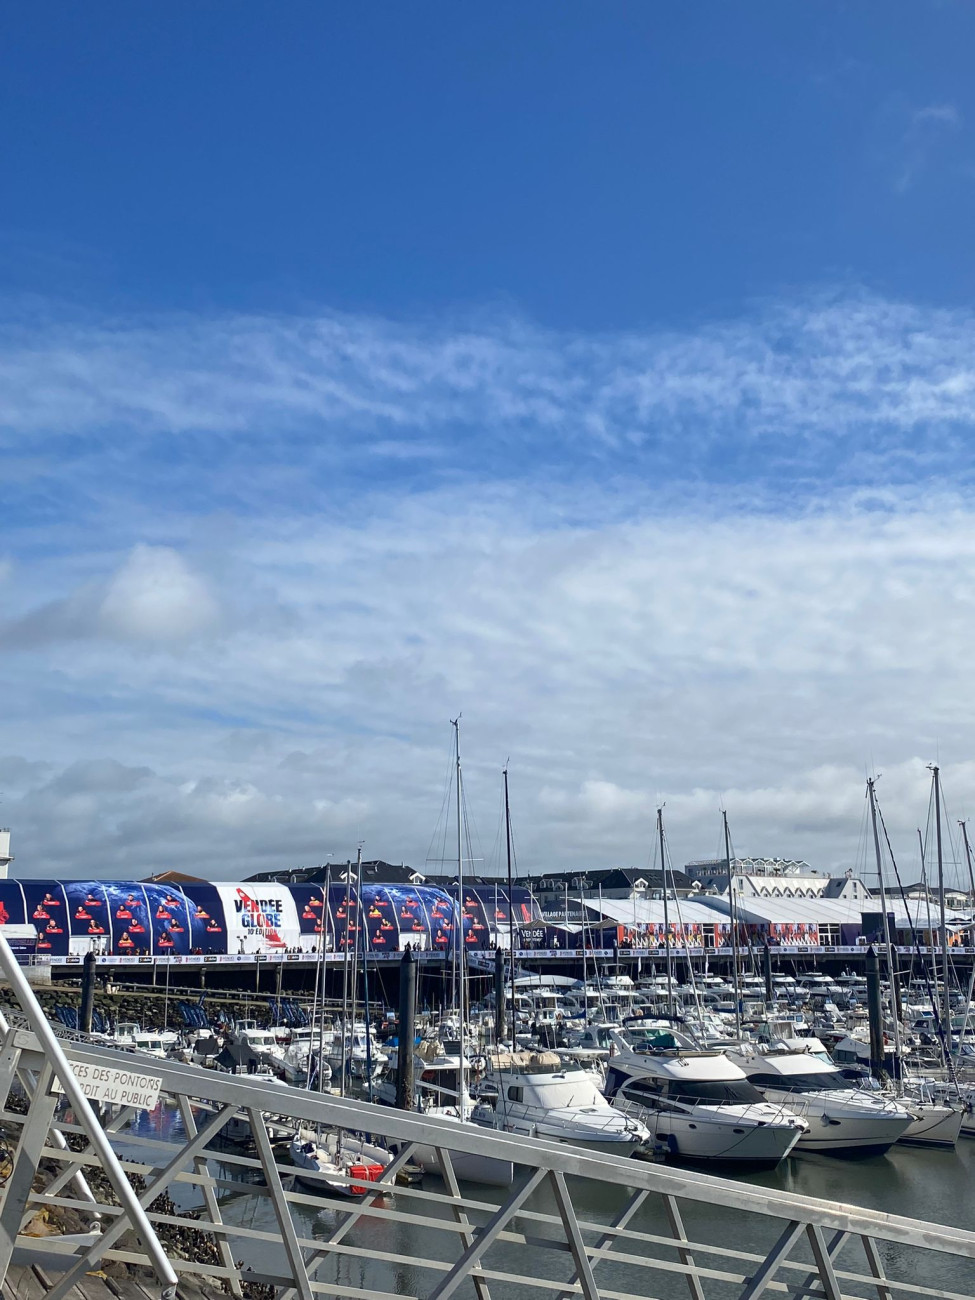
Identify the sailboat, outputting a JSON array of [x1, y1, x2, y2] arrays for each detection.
[[379, 722, 516, 1186], [290, 847, 394, 1195], [866, 775, 962, 1148], [289, 1129, 392, 1197]]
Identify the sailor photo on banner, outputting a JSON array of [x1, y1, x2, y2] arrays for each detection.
[[180, 884, 229, 953], [363, 886, 398, 950], [64, 880, 113, 952], [386, 884, 432, 949], [292, 884, 329, 953]]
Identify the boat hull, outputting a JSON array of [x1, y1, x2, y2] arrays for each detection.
[[411, 1144, 514, 1187], [793, 1116, 911, 1158], [650, 1117, 803, 1170], [897, 1104, 963, 1148], [758, 1091, 914, 1158]]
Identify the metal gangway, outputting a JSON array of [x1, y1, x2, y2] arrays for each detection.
[[1, 939, 975, 1298]]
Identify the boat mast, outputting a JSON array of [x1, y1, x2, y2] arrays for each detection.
[[955, 820, 975, 1067], [723, 810, 741, 1037], [356, 844, 375, 1102], [657, 807, 674, 1019], [931, 765, 951, 1031], [452, 717, 468, 1120], [867, 778, 901, 1083], [339, 852, 353, 1099], [503, 764, 516, 1044], [312, 860, 331, 1093]]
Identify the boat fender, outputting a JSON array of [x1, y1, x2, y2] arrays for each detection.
[[666, 1134, 679, 1155]]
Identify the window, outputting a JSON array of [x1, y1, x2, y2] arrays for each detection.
[[666, 1079, 765, 1106], [620, 1080, 663, 1104], [507, 1086, 524, 1102], [751, 1071, 848, 1093]]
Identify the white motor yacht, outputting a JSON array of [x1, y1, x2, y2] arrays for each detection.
[[225, 1025, 288, 1077], [100, 1022, 180, 1058], [131, 1030, 180, 1058], [604, 1043, 806, 1170], [896, 1079, 964, 1148], [827, 1037, 962, 1148], [728, 1043, 915, 1158], [471, 1051, 649, 1155], [326, 1023, 388, 1082], [277, 1026, 333, 1088]]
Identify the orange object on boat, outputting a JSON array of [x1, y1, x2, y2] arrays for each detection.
[[348, 1162, 384, 1195]]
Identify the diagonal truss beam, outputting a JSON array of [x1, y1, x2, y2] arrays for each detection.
[[434, 1146, 492, 1300], [428, 1166, 548, 1300], [177, 1094, 243, 1297], [43, 1100, 238, 1300], [791, 1229, 848, 1300], [861, 1234, 894, 1300], [556, 1187, 650, 1300], [249, 1108, 314, 1300], [0, 938, 178, 1298], [805, 1223, 843, 1300], [549, 1169, 600, 1300], [664, 1193, 708, 1300], [738, 1220, 805, 1300], [0, 1062, 58, 1281]]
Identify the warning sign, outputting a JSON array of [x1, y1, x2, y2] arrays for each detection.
[[53, 1062, 162, 1110]]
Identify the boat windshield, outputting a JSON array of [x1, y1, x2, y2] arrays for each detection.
[[752, 1070, 850, 1093], [622, 1078, 764, 1106], [623, 1028, 686, 1050], [666, 1079, 765, 1105]]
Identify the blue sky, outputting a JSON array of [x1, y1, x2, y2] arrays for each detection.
[[3, 4, 975, 881], [5, 4, 975, 325]]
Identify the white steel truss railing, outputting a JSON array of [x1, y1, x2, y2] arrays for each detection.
[[1, 938, 975, 1297]]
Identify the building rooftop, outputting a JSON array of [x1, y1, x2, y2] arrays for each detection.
[[685, 856, 817, 877]]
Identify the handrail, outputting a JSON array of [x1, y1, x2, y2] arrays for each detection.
[[0, 932, 179, 1298], [12, 1034, 972, 1259]]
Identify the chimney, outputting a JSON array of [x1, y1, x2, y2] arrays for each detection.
[[0, 830, 12, 880]]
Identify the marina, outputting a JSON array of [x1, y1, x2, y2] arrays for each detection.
[[6, 766, 975, 1296], [5, 979, 975, 1300]]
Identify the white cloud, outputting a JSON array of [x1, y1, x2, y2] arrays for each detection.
[[2, 294, 975, 478], [98, 545, 220, 643], [0, 545, 220, 649], [4, 292, 975, 879], [3, 487, 975, 880]]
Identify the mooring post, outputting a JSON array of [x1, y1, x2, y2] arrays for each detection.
[[866, 944, 885, 1080], [397, 945, 416, 1112], [762, 940, 773, 1006], [494, 944, 506, 1045], [79, 950, 97, 1035]]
